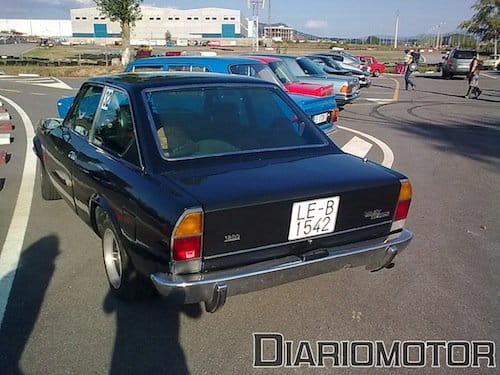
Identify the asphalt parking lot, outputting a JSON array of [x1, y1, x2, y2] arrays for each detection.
[[0, 71, 499, 374]]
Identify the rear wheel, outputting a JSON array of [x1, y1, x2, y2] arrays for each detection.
[[101, 216, 155, 301], [373, 69, 380, 77], [442, 70, 450, 79], [40, 164, 60, 200]]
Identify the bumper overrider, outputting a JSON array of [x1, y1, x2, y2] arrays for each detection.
[[151, 229, 413, 312], [336, 90, 360, 106]]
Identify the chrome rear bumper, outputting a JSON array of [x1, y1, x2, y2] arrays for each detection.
[[151, 229, 413, 312]]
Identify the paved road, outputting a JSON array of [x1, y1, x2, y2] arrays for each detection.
[[0, 43, 37, 57], [0, 72, 498, 374]]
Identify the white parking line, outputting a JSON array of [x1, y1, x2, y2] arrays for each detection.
[[0, 94, 37, 327], [481, 72, 498, 80], [338, 125, 395, 168], [341, 136, 373, 158]]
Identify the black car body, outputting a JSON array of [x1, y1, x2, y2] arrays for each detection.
[[33, 72, 413, 312]]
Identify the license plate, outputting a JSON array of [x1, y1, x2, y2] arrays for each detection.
[[288, 196, 340, 240], [312, 112, 329, 124]]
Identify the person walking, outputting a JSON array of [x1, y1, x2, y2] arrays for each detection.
[[404, 50, 416, 90], [465, 56, 482, 99]]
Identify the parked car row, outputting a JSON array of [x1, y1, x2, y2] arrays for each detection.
[[124, 52, 384, 134]]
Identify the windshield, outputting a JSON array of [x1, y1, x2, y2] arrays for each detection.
[[268, 61, 296, 83], [296, 58, 326, 76], [229, 63, 284, 88], [145, 86, 326, 159], [280, 58, 307, 77]]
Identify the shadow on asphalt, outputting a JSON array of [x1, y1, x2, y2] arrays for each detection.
[[0, 235, 59, 375], [373, 107, 500, 168], [103, 291, 202, 375], [415, 75, 467, 80]]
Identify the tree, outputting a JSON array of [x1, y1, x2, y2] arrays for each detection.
[[366, 35, 380, 45], [165, 30, 172, 42], [94, 0, 143, 66], [459, 0, 499, 54]]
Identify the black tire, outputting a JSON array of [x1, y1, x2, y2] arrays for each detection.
[[441, 70, 449, 79], [101, 215, 155, 301], [40, 164, 61, 200], [373, 69, 380, 77]]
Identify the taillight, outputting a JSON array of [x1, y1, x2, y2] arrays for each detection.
[[391, 180, 412, 232], [318, 85, 333, 96], [330, 108, 339, 123], [171, 208, 203, 273]]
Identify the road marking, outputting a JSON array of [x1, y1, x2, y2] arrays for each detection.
[[31, 92, 46, 96], [0, 94, 37, 327], [365, 98, 394, 104], [341, 136, 373, 158], [0, 88, 21, 93], [18, 73, 40, 77], [388, 77, 400, 102], [481, 72, 498, 80], [338, 126, 394, 168], [0, 133, 11, 145]]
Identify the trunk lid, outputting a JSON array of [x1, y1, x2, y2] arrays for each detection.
[[164, 153, 402, 270]]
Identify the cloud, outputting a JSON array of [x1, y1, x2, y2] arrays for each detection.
[[304, 19, 328, 30]]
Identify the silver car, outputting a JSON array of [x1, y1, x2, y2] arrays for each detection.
[[441, 49, 476, 78], [260, 54, 360, 106]]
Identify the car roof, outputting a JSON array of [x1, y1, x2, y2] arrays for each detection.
[[86, 72, 266, 90], [127, 56, 266, 66], [246, 55, 281, 63]]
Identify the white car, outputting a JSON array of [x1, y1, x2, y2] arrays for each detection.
[[483, 54, 500, 70]]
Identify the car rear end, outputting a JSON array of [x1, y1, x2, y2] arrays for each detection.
[[289, 93, 339, 133], [449, 50, 476, 75], [142, 79, 412, 311]]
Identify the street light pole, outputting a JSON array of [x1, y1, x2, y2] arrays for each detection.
[[394, 10, 399, 49]]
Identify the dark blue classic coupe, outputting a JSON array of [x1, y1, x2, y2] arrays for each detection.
[[34, 72, 413, 312]]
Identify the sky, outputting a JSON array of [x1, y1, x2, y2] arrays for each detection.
[[2, 0, 476, 38]]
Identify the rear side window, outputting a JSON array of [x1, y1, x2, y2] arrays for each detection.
[[453, 50, 476, 59], [66, 85, 103, 138], [167, 65, 208, 72], [132, 65, 164, 72], [91, 88, 140, 165], [144, 86, 326, 159]]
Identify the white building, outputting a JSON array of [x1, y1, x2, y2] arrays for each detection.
[[71, 6, 242, 44], [0, 19, 71, 37]]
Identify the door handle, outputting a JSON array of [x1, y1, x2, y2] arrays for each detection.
[[67, 151, 77, 161]]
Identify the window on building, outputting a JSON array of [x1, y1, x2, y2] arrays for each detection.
[[212, 17, 217, 20], [100, 17, 105, 20], [168, 17, 173, 20], [75, 17, 80, 20], [82, 17, 87, 20], [230, 17, 236, 20], [187, 17, 192, 20], [194, 17, 199, 20], [205, 17, 210, 20], [175, 17, 180, 20], [156, 17, 161, 20], [149, 17, 154, 20], [224, 17, 229, 20], [94, 17, 98, 20]]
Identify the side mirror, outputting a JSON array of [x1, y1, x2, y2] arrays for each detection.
[[39, 118, 63, 132], [57, 96, 75, 118]]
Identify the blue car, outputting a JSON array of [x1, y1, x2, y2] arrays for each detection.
[[124, 56, 338, 133]]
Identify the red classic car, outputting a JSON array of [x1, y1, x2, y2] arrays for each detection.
[[356, 55, 386, 77], [249, 56, 334, 97]]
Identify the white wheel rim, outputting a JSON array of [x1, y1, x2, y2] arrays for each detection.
[[103, 228, 122, 289]]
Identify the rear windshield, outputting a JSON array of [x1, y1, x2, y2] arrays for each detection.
[[453, 50, 476, 59], [229, 63, 284, 87], [144, 86, 326, 159], [296, 58, 326, 75]]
